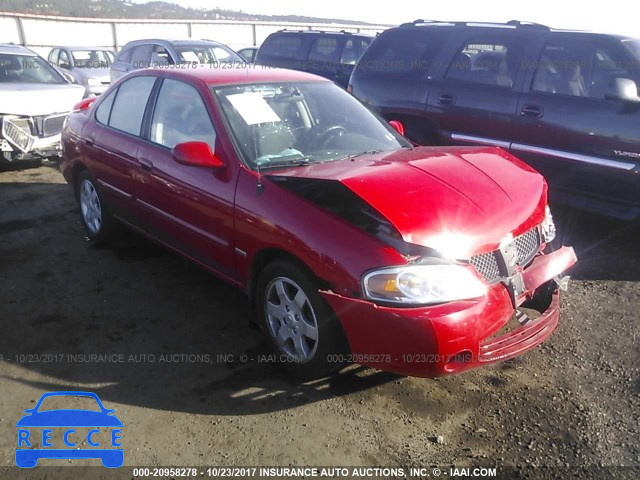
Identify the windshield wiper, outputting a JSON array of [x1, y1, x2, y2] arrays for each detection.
[[256, 156, 313, 170], [348, 150, 382, 160]]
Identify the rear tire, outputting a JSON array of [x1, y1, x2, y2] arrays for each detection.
[[75, 170, 118, 243], [256, 261, 350, 380]]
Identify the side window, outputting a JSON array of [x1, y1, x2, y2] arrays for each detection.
[[358, 29, 447, 76], [48, 48, 59, 64], [150, 79, 216, 150], [95, 88, 117, 125], [59, 49, 71, 68], [130, 45, 152, 68], [150, 45, 172, 67], [340, 38, 370, 65], [263, 35, 302, 57], [212, 47, 233, 62], [117, 47, 132, 63], [532, 42, 590, 97], [108, 76, 156, 135], [589, 46, 637, 99], [445, 37, 524, 88], [308, 37, 339, 63]]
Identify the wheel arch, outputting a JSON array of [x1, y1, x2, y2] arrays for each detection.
[[246, 247, 330, 309]]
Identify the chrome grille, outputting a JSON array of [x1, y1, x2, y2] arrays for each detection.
[[1, 119, 33, 152], [42, 114, 67, 137], [469, 251, 501, 283], [469, 227, 541, 283], [514, 228, 541, 266]]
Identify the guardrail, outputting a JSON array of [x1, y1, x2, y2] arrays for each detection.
[[0, 11, 388, 56]]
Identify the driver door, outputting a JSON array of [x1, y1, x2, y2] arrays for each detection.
[[135, 78, 238, 279]]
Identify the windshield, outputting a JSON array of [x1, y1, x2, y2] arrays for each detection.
[[71, 49, 115, 68], [214, 81, 411, 169], [174, 45, 243, 64], [0, 54, 66, 84], [623, 39, 640, 61]]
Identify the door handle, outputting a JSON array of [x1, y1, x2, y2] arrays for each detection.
[[521, 105, 544, 118], [84, 138, 94, 147], [437, 94, 456, 105], [139, 158, 154, 171]]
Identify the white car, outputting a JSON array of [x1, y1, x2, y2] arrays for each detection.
[[0, 43, 85, 165]]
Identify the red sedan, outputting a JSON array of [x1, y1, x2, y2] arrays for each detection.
[[61, 67, 577, 379]]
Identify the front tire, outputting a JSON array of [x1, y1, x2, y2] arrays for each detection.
[[256, 261, 349, 379], [76, 170, 117, 243]]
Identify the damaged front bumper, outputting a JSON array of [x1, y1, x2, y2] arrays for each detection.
[[320, 246, 577, 377], [1, 113, 69, 161]]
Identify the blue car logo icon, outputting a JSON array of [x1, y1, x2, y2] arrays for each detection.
[[15, 391, 123, 468]]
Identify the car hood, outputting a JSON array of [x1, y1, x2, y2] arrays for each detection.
[[16, 410, 123, 427], [266, 146, 547, 257], [0, 83, 85, 116]]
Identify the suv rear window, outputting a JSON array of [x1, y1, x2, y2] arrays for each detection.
[[357, 28, 447, 75], [261, 35, 303, 58]]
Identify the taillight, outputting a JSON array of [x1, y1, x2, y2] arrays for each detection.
[[73, 97, 96, 112], [346, 84, 353, 94]]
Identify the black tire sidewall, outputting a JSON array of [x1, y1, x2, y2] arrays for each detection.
[[256, 261, 349, 379], [75, 170, 115, 243]]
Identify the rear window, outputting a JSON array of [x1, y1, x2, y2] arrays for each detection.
[[261, 34, 303, 58], [356, 28, 447, 75]]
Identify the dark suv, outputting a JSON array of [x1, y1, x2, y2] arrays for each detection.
[[256, 30, 372, 88], [349, 20, 640, 220]]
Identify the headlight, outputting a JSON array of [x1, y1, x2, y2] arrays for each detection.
[[541, 205, 556, 243], [363, 263, 486, 306], [85, 78, 101, 86]]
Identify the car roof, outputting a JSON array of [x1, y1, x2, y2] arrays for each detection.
[[122, 38, 226, 48], [395, 20, 628, 38], [55, 46, 115, 50], [0, 43, 36, 56], [272, 30, 372, 38], [139, 65, 329, 86]]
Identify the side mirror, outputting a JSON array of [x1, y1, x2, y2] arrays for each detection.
[[604, 78, 640, 102], [59, 61, 71, 69], [388, 120, 405, 136], [61, 71, 76, 84], [171, 141, 223, 168]]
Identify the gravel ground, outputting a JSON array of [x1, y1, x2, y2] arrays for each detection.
[[0, 162, 638, 479]]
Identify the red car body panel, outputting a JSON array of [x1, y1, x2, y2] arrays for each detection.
[[267, 146, 547, 257], [60, 67, 577, 377], [321, 246, 577, 377]]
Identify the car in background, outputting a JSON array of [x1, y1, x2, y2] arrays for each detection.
[[48, 46, 115, 97], [61, 66, 576, 379], [349, 20, 640, 220], [255, 30, 372, 88], [110, 39, 243, 82], [237, 46, 259, 63], [0, 43, 84, 166]]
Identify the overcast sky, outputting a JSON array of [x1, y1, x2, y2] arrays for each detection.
[[143, 0, 638, 37]]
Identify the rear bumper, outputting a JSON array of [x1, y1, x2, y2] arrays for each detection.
[[321, 246, 577, 377]]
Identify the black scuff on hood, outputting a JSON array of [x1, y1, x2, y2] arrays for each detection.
[[267, 176, 441, 259]]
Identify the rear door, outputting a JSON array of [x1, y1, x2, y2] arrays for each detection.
[[306, 35, 341, 84], [350, 27, 450, 143], [134, 77, 238, 279], [81, 75, 158, 219], [511, 35, 640, 217], [256, 33, 305, 71], [426, 31, 527, 148]]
